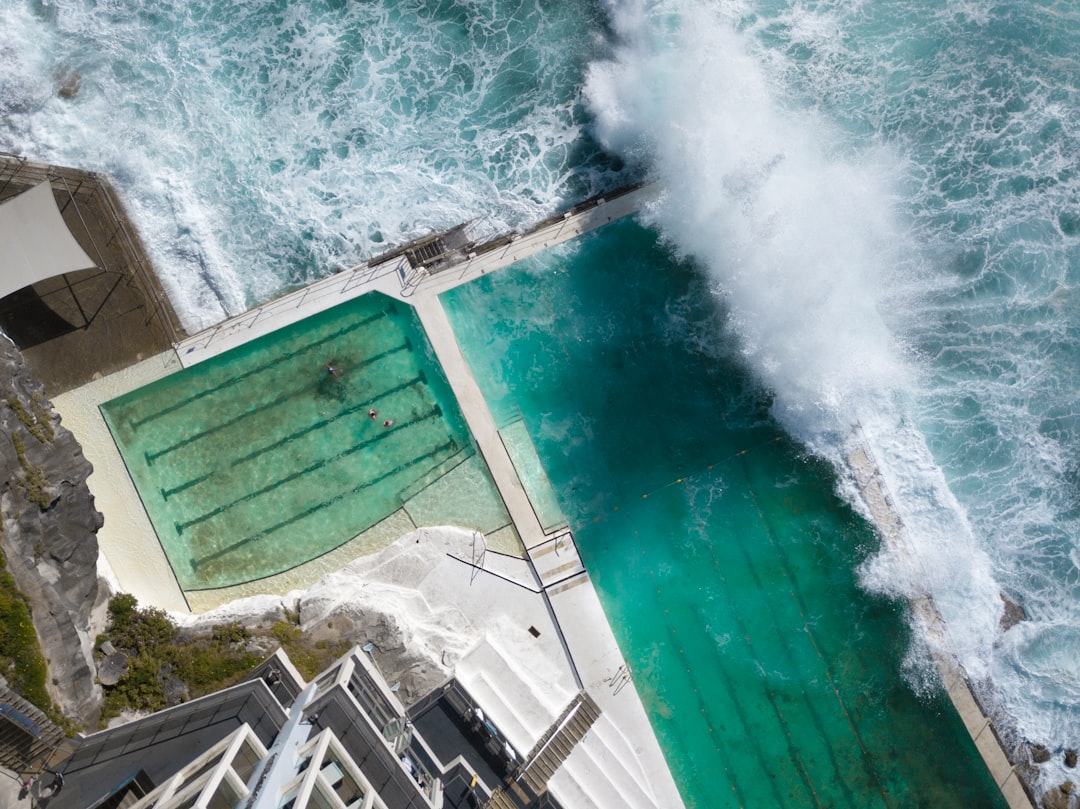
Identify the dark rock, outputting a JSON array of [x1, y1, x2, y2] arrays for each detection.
[[1000, 591, 1026, 632], [1067, 750, 1078, 768], [56, 69, 80, 99], [97, 653, 128, 687], [1041, 782, 1076, 809], [0, 336, 103, 725], [162, 672, 190, 706], [1032, 744, 1053, 763]]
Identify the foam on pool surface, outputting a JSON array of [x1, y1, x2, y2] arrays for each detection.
[[102, 292, 508, 591]]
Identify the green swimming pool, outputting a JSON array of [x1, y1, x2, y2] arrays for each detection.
[[442, 219, 1007, 808], [102, 293, 511, 591]]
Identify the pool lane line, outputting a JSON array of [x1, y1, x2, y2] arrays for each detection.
[[159, 372, 427, 501], [129, 306, 399, 430], [740, 454, 894, 809], [654, 528, 816, 807], [707, 460, 866, 809], [661, 597, 754, 808], [175, 405, 445, 535], [189, 436, 460, 573], [691, 547, 826, 807], [146, 342, 415, 467]]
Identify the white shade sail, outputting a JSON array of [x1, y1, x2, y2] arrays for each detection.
[[0, 180, 97, 300]]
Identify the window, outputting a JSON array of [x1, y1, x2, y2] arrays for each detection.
[[306, 782, 336, 809], [205, 778, 244, 809], [232, 736, 263, 783]]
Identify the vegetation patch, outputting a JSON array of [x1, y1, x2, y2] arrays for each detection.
[[97, 596, 350, 724], [10, 433, 53, 510], [0, 548, 55, 716], [6, 395, 54, 445], [98, 594, 264, 720], [270, 619, 351, 681]]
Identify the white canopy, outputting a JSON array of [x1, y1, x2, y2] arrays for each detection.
[[0, 180, 97, 300]]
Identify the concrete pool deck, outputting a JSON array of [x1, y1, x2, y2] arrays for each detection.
[[44, 179, 1029, 809], [53, 186, 654, 614], [49, 183, 688, 807]]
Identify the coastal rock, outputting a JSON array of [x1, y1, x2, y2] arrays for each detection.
[[174, 529, 487, 707], [1041, 782, 1076, 809], [298, 565, 476, 704], [1000, 591, 1027, 633], [1067, 750, 1078, 769], [0, 336, 103, 725], [96, 652, 128, 687], [171, 593, 291, 630], [1032, 744, 1053, 764], [55, 69, 80, 99]]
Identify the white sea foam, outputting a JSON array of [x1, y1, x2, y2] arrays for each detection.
[[0, 0, 612, 331], [585, 0, 1007, 701]]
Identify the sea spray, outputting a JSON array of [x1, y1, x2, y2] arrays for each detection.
[[585, 0, 1006, 711], [587, 0, 906, 439], [0, 0, 617, 331]]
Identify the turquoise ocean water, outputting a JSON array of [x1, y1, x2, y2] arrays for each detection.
[[3, 0, 1079, 803]]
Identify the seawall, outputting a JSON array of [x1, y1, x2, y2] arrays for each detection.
[[846, 440, 1036, 809]]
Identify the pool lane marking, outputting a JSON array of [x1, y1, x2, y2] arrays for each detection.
[[174, 405, 445, 535], [643, 473, 827, 807], [710, 506, 845, 809], [188, 436, 460, 573], [129, 305, 397, 430], [159, 372, 426, 500], [146, 342, 414, 467], [739, 454, 894, 809]]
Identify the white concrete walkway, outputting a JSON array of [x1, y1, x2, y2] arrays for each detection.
[[174, 186, 652, 368], [413, 296, 547, 549]]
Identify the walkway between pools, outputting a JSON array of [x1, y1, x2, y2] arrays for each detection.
[[167, 183, 686, 808], [846, 440, 1036, 809]]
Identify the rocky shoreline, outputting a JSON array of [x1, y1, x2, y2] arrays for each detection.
[[2, 333, 1077, 807], [0, 334, 106, 726]]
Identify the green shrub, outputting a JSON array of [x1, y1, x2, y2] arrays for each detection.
[[211, 622, 251, 646], [0, 550, 54, 715], [105, 596, 176, 651], [102, 652, 165, 718]]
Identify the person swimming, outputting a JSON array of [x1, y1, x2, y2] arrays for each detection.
[[369, 409, 377, 419], [383, 419, 395, 428], [326, 361, 341, 377]]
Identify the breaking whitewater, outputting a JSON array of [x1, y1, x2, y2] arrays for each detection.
[[3, 0, 1079, 798]]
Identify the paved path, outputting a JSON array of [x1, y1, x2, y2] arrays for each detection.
[[413, 296, 547, 549]]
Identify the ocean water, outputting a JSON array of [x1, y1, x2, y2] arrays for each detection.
[[442, 221, 1008, 807], [3, 0, 1079, 802]]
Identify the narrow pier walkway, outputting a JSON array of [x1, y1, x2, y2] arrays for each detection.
[[414, 295, 546, 549], [176, 186, 651, 368], [846, 441, 1035, 809]]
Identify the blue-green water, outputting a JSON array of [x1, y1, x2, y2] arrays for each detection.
[[4, 0, 1080, 802], [101, 294, 508, 591], [445, 219, 1007, 807]]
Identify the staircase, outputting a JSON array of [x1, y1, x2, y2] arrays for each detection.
[[482, 691, 601, 808]]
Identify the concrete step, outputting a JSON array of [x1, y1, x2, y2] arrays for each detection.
[[481, 786, 518, 809], [552, 715, 662, 809], [527, 533, 585, 587], [459, 641, 660, 809]]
